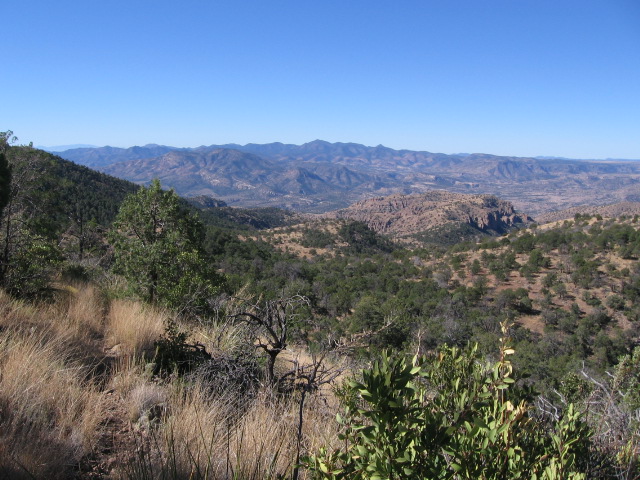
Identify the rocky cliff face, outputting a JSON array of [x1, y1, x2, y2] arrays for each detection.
[[328, 191, 532, 237]]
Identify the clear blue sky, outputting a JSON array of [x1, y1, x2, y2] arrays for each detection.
[[3, 0, 639, 158]]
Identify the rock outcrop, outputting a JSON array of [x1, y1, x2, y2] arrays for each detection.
[[328, 191, 532, 237]]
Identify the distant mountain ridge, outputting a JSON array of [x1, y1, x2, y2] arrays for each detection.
[[56, 140, 640, 216], [58, 144, 184, 168], [40, 144, 98, 152]]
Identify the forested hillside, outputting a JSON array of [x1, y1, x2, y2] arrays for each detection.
[[0, 138, 139, 296], [1, 138, 638, 479]]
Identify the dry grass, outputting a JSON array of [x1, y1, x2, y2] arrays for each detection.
[[115, 384, 340, 480], [126, 382, 169, 423], [227, 395, 300, 477], [0, 288, 44, 331], [138, 385, 236, 478], [0, 311, 105, 478], [0, 284, 345, 479], [63, 283, 106, 336], [107, 299, 166, 357], [190, 318, 250, 356], [0, 285, 106, 363]]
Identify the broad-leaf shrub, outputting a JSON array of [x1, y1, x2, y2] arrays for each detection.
[[304, 343, 590, 479]]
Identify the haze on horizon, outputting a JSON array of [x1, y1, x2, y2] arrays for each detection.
[[4, 0, 640, 160]]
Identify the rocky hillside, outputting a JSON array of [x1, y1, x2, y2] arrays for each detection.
[[101, 148, 276, 198], [535, 201, 640, 224], [326, 191, 531, 239]]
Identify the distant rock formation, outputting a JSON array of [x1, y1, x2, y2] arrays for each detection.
[[327, 191, 532, 237]]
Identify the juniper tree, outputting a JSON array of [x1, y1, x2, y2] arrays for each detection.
[[109, 179, 223, 316]]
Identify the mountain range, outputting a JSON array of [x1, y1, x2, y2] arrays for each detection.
[[39, 144, 98, 152], [56, 140, 640, 216]]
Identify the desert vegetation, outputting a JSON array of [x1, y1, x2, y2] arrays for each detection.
[[0, 283, 343, 478], [0, 135, 639, 478]]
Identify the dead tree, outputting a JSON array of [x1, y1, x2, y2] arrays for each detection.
[[285, 352, 343, 480], [229, 294, 310, 385]]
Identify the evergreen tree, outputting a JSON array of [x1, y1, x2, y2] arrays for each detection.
[[0, 151, 10, 223], [0, 136, 62, 296], [109, 179, 224, 315], [0, 131, 14, 223]]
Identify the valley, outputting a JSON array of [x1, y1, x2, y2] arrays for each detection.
[[1, 140, 639, 479]]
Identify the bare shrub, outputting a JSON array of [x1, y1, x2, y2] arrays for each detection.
[[187, 348, 260, 399]]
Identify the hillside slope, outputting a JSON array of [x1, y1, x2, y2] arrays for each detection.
[[5, 146, 139, 229], [536, 201, 640, 224]]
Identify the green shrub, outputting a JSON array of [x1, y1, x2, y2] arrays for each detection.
[[304, 339, 590, 479], [606, 294, 625, 311]]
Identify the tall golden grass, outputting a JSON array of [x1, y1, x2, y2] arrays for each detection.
[[0, 292, 105, 479], [0, 284, 342, 479], [115, 386, 339, 480], [107, 299, 166, 357]]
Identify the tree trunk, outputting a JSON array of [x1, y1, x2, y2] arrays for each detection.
[[266, 350, 278, 385]]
